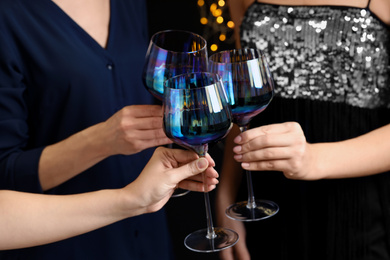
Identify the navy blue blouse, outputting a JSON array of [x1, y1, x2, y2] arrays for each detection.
[[0, 0, 172, 259]]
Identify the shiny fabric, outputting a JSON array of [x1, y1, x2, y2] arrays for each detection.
[[238, 2, 390, 260], [241, 3, 390, 108]]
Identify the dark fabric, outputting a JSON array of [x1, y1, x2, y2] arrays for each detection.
[[239, 3, 390, 259], [242, 98, 390, 260], [0, 0, 173, 259]]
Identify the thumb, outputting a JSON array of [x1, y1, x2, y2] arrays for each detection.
[[195, 157, 209, 171], [179, 157, 209, 179]]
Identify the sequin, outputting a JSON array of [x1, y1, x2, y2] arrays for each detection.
[[240, 3, 390, 109]]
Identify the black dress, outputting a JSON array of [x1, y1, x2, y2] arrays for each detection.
[[239, 2, 390, 260]]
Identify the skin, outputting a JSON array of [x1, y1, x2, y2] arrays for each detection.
[[1, 0, 219, 252], [218, 0, 390, 259], [37, 1, 174, 191], [39, 105, 173, 191], [0, 147, 219, 250]]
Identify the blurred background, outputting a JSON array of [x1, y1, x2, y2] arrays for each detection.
[[147, 0, 235, 57], [146, 1, 235, 259]]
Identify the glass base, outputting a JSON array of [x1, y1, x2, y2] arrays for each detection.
[[226, 200, 279, 222], [171, 188, 190, 198], [184, 227, 239, 253]]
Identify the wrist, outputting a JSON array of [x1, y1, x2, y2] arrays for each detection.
[[82, 122, 113, 160], [117, 184, 149, 218], [308, 142, 332, 180]]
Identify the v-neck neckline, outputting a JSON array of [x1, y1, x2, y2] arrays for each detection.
[[47, 0, 114, 52]]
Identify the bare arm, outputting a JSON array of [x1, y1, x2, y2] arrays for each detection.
[[39, 105, 172, 191], [0, 147, 218, 250], [227, 0, 254, 48]]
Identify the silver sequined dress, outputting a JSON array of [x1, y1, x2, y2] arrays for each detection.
[[239, 2, 390, 260]]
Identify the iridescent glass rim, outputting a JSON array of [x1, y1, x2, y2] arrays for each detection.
[[150, 29, 207, 55]]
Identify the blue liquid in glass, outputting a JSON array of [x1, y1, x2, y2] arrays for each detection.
[[164, 109, 232, 154]]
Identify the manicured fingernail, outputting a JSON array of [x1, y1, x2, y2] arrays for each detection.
[[234, 154, 242, 160], [197, 158, 208, 169], [242, 162, 250, 168], [233, 146, 242, 153], [234, 135, 242, 143]]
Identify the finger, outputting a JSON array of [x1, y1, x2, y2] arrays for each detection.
[[241, 159, 292, 173], [125, 105, 163, 118], [233, 132, 299, 154], [167, 157, 210, 188], [158, 148, 215, 168], [234, 147, 291, 162], [181, 157, 209, 179], [185, 168, 219, 182], [204, 166, 219, 178], [183, 174, 219, 186], [124, 117, 163, 131], [204, 153, 216, 167], [178, 179, 217, 192], [163, 148, 199, 166], [234, 122, 300, 144], [128, 129, 169, 141]]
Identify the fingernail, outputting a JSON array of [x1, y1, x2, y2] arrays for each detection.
[[197, 158, 208, 169], [242, 162, 250, 168], [233, 146, 242, 153], [234, 135, 242, 143], [234, 154, 242, 160]]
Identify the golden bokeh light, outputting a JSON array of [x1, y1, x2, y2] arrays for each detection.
[[210, 3, 217, 12], [216, 16, 224, 24], [200, 17, 208, 25], [227, 21, 235, 28], [213, 9, 222, 17], [218, 0, 225, 7], [198, 0, 234, 53]]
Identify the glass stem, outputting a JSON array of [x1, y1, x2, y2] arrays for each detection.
[[239, 125, 256, 209], [199, 145, 216, 240]]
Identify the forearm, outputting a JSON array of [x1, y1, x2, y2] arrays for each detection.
[[0, 188, 143, 250], [227, 0, 247, 48], [39, 122, 111, 191], [314, 124, 390, 179]]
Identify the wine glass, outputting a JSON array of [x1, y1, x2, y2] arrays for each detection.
[[142, 30, 208, 197], [209, 48, 279, 221], [163, 72, 238, 252], [142, 29, 208, 100]]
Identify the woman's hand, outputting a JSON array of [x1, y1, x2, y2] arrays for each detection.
[[102, 105, 173, 156], [39, 104, 173, 191], [125, 147, 219, 214], [232, 122, 318, 180]]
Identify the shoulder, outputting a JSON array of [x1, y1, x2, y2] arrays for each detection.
[[0, 0, 31, 14], [370, 0, 390, 26], [0, 0, 42, 26]]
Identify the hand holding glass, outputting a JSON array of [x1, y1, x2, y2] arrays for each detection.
[[209, 48, 279, 221], [163, 72, 238, 252], [142, 30, 208, 197]]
